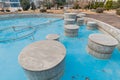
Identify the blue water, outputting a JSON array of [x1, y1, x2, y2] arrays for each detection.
[[0, 17, 120, 80]]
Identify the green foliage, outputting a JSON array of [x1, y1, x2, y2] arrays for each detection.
[[20, 0, 30, 11], [116, 8, 120, 15], [116, 0, 120, 8], [93, 2, 99, 9], [44, 2, 52, 9], [56, 0, 66, 7], [31, 2, 36, 10], [111, 0, 120, 9], [89, 2, 104, 9], [40, 9, 47, 13], [104, 0, 113, 10], [112, 1, 118, 9]]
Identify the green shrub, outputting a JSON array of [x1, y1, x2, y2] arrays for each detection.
[[112, 1, 119, 9], [93, 2, 99, 9], [60, 6, 64, 9], [31, 2, 36, 10], [18, 9, 22, 11], [20, 0, 30, 11], [45, 2, 52, 9], [0, 9, 4, 12], [116, 8, 120, 15], [117, 0, 120, 8], [6, 9, 10, 12], [89, 2, 104, 9], [40, 9, 47, 13], [104, 0, 113, 10], [96, 7, 104, 13]]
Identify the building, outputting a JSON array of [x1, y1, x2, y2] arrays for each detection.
[[0, 0, 21, 11], [32, 0, 44, 8]]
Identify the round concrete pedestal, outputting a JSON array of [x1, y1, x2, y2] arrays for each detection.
[[64, 19, 75, 25], [87, 21, 98, 30], [46, 34, 60, 41], [87, 34, 118, 59], [64, 25, 79, 37], [64, 13, 77, 20], [77, 13, 86, 18], [18, 40, 66, 80], [77, 18, 84, 26]]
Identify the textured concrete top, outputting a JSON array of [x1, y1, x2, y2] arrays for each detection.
[[64, 13, 77, 15], [87, 21, 97, 24], [18, 40, 66, 71], [46, 34, 59, 40], [77, 13, 86, 17], [64, 19, 75, 21], [77, 18, 84, 20], [89, 34, 118, 46], [64, 25, 79, 29]]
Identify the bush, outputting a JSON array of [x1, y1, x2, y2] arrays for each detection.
[[60, 6, 64, 9], [112, 2, 119, 9], [104, 0, 113, 10], [0, 9, 4, 12], [45, 2, 52, 9], [40, 9, 47, 13], [31, 2, 36, 10], [96, 7, 104, 13], [6, 9, 10, 12], [18, 9, 22, 11], [116, 8, 120, 15], [20, 0, 30, 11], [88, 2, 104, 9]]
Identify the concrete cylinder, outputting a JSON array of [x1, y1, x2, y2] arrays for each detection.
[[87, 21, 98, 30], [64, 25, 79, 37], [18, 40, 66, 80], [87, 34, 118, 59], [64, 13, 77, 20], [77, 18, 84, 26], [64, 19, 75, 25], [77, 13, 86, 18], [46, 34, 60, 41]]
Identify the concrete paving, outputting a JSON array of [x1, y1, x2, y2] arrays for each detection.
[[87, 13, 120, 29]]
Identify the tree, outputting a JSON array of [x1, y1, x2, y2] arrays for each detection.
[[31, 2, 36, 10], [20, 0, 30, 11], [117, 0, 120, 8], [55, 0, 66, 8], [104, 0, 113, 10]]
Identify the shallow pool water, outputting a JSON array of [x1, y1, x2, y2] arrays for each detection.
[[0, 17, 120, 80]]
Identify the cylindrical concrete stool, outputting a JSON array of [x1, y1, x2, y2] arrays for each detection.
[[87, 34, 118, 59], [64, 13, 77, 20], [77, 18, 84, 26], [18, 40, 66, 80], [64, 25, 79, 37], [87, 21, 98, 30], [64, 19, 75, 25], [77, 13, 86, 18], [46, 34, 60, 41]]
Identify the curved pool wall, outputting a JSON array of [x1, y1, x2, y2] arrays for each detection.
[[0, 13, 63, 20], [84, 17, 120, 50]]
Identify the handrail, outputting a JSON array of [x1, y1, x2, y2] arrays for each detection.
[[0, 18, 63, 42]]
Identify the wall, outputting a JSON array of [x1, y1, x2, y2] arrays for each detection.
[[84, 17, 120, 50]]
